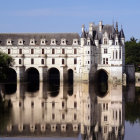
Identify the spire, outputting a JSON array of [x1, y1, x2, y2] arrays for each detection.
[[116, 22, 118, 33], [81, 24, 86, 38]]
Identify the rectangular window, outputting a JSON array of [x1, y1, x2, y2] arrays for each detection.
[[103, 58, 105, 64], [62, 49, 65, 54], [52, 114, 55, 120], [74, 48, 77, 54], [31, 59, 34, 64], [52, 49, 55, 54], [62, 59, 64, 64], [74, 102, 77, 108], [119, 50, 121, 59], [106, 58, 108, 64], [31, 49, 34, 54], [52, 102, 55, 108], [41, 59, 44, 64], [42, 49, 44, 54], [74, 58, 77, 64], [52, 59, 55, 64], [104, 116, 107, 121], [8, 49, 10, 54], [19, 49, 22, 54], [104, 49, 107, 54], [62, 101, 64, 108], [19, 59, 22, 64], [74, 114, 77, 120], [62, 114, 65, 120], [106, 103, 108, 110]]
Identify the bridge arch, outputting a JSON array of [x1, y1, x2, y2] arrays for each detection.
[[68, 69, 74, 84], [47, 67, 60, 85], [94, 69, 108, 97], [25, 67, 39, 83]]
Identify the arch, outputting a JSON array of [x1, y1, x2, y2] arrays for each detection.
[[68, 69, 74, 84], [25, 67, 39, 83], [47, 68, 60, 97], [94, 69, 108, 97], [5, 68, 17, 83], [47, 68, 60, 85]]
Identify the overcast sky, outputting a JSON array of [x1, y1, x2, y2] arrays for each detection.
[[0, 0, 140, 40]]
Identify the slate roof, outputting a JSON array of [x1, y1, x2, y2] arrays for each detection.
[[0, 33, 80, 46]]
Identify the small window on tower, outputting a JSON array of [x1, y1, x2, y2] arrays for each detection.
[[104, 38, 108, 44], [104, 49, 107, 54]]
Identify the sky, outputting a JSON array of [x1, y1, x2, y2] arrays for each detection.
[[0, 0, 140, 40]]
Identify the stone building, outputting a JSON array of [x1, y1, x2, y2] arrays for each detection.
[[0, 21, 125, 83]]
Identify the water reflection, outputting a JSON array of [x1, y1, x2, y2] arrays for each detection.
[[0, 82, 125, 140]]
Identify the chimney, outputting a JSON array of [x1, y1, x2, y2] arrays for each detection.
[[99, 21, 103, 32]]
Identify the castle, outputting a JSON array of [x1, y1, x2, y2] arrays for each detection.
[[0, 21, 126, 83]]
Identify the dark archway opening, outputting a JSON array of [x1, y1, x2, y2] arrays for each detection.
[[68, 69, 73, 84], [5, 68, 17, 83], [47, 68, 60, 97], [94, 69, 108, 97], [67, 69, 73, 96], [25, 68, 39, 92]]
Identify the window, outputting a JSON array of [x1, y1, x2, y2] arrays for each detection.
[[103, 58, 105, 64], [74, 58, 77, 64], [88, 51, 90, 54], [104, 116, 107, 121], [74, 102, 77, 108], [41, 59, 44, 64], [103, 103, 105, 110], [113, 51, 114, 59], [62, 114, 65, 120], [106, 58, 108, 64], [88, 42, 90, 45], [8, 49, 10, 54], [31, 59, 34, 64], [62, 101, 64, 108], [31, 101, 34, 108], [19, 59, 22, 64], [116, 50, 118, 59], [104, 49, 107, 54], [104, 38, 107, 44], [52, 49, 55, 54], [52, 102, 55, 108], [116, 42, 118, 45], [19, 49, 22, 54], [62, 49, 65, 54], [74, 49, 77, 54], [62, 59, 64, 64], [74, 114, 77, 120], [52, 114, 55, 120], [31, 49, 34, 54], [119, 50, 121, 59], [104, 126, 107, 133], [52, 59, 55, 64], [42, 49, 44, 54], [106, 103, 108, 110]]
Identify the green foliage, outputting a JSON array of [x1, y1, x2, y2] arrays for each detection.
[[0, 52, 14, 81], [125, 37, 140, 72]]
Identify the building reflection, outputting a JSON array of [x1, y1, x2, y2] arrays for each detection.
[[0, 82, 125, 140]]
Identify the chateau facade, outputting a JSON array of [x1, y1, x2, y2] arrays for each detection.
[[0, 21, 125, 83]]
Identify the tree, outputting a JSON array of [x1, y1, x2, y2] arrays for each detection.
[[0, 52, 14, 81], [125, 37, 140, 72]]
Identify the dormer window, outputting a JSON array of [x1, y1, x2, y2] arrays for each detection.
[[73, 39, 78, 45], [104, 38, 108, 45], [7, 39, 12, 45], [41, 39, 46, 45], [18, 39, 24, 45], [51, 39, 56, 45], [30, 39, 35, 45], [61, 39, 66, 45]]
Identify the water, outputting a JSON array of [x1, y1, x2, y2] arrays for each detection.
[[0, 82, 140, 140]]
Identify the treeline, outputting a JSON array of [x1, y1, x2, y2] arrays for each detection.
[[125, 37, 140, 72]]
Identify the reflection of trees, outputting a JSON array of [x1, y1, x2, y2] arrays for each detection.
[[0, 94, 11, 132], [125, 87, 140, 124]]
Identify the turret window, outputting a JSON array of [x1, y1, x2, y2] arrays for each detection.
[[119, 50, 121, 59], [104, 38, 108, 44], [42, 49, 44, 54], [104, 49, 107, 54], [31, 49, 34, 54], [31, 59, 34, 64]]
